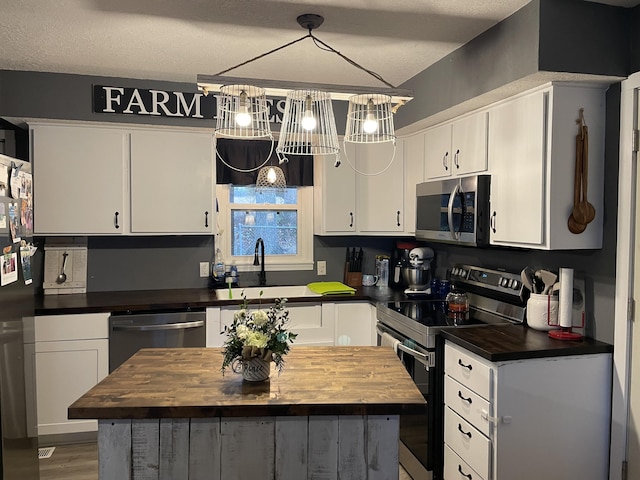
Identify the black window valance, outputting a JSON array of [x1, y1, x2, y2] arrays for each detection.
[[215, 138, 314, 186]]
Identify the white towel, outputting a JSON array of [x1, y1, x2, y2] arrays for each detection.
[[380, 332, 400, 353]]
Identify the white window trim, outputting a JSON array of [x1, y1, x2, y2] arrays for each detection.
[[215, 184, 314, 272]]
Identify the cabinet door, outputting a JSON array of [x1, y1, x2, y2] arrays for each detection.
[[424, 123, 452, 180], [333, 302, 375, 346], [130, 130, 214, 234], [488, 91, 546, 246], [452, 112, 488, 175], [403, 134, 425, 235], [32, 125, 127, 234], [221, 303, 332, 346], [313, 147, 356, 234], [35, 339, 108, 435], [356, 142, 404, 232]]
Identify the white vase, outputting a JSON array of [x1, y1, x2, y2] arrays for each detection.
[[241, 357, 271, 382]]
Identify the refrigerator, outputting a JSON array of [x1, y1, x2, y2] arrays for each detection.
[[0, 153, 39, 479]]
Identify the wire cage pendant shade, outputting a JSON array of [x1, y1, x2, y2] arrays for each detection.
[[276, 89, 340, 160], [215, 84, 272, 139], [344, 94, 396, 144], [256, 165, 287, 192]]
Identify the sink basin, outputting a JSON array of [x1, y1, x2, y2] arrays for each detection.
[[214, 285, 321, 301]]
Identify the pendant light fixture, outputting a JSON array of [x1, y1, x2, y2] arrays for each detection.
[[276, 89, 340, 161], [256, 164, 287, 192], [214, 84, 276, 173], [197, 13, 414, 172]]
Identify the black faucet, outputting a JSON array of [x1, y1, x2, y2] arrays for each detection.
[[253, 237, 266, 286]]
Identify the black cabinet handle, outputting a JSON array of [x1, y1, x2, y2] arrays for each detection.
[[490, 211, 497, 234], [114, 212, 120, 229], [458, 391, 473, 404], [396, 210, 401, 227], [457, 423, 472, 438], [205, 211, 209, 228], [458, 464, 473, 479], [458, 359, 473, 370], [454, 149, 460, 169], [349, 212, 354, 228], [443, 151, 449, 171]]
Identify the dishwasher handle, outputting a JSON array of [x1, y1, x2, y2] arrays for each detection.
[[111, 320, 204, 332]]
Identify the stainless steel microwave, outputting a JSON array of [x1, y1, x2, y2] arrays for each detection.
[[415, 175, 491, 247]]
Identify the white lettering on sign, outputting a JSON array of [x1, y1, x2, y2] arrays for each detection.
[[175, 92, 203, 118], [103, 87, 125, 113], [123, 89, 150, 115]]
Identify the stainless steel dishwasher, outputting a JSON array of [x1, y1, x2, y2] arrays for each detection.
[[109, 308, 206, 372]]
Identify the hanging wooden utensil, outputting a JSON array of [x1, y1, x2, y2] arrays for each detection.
[[579, 123, 596, 224], [568, 120, 587, 234]]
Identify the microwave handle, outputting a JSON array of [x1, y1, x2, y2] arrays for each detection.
[[447, 183, 462, 240]]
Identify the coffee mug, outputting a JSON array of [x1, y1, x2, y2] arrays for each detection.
[[362, 274, 379, 286]]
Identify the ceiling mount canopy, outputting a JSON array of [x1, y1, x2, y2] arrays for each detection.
[[198, 13, 413, 171]]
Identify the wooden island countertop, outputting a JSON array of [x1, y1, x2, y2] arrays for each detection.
[[68, 346, 426, 420], [69, 346, 425, 480]]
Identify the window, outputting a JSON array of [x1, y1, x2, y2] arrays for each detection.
[[216, 185, 314, 271]]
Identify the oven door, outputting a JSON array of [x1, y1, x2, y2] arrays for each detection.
[[376, 323, 437, 478]]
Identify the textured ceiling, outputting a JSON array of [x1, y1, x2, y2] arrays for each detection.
[[1, 0, 636, 91]]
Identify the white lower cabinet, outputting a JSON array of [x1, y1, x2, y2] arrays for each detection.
[[217, 303, 333, 347], [29, 313, 109, 437], [208, 301, 376, 348], [443, 341, 612, 480], [330, 302, 376, 346]]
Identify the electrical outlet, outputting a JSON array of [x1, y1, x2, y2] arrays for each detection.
[[199, 262, 209, 277], [317, 260, 327, 276]]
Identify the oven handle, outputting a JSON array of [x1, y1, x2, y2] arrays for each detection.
[[376, 325, 435, 368]]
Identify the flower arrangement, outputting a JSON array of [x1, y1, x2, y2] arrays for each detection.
[[221, 293, 297, 375]]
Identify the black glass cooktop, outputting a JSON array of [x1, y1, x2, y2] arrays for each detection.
[[384, 300, 487, 328]]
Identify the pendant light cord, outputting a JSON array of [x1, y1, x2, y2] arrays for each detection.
[[214, 135, 276, 173], [214, 30, 397, 89], [341, 139, 397, 177]]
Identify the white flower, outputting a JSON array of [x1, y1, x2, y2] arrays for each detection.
[[234, 309, 247, 321], [253, 309, 268, 326], [236, 324, 250, 340]]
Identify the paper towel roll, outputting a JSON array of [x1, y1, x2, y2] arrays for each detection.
[[558, 268, 574, 328]]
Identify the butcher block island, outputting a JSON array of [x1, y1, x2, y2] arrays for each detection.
[[69, 346, 425, 480]]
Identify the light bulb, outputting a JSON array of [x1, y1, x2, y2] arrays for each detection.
[[235, 90, 252, 127], [267, 167, 277, 184], [362, 99, 378, 134], [301, 95, 316, 131]]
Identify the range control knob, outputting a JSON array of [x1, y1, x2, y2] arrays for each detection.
[[511, 280, 520, 290], [452, 268, 459, 276], [500, 277, 509, 287]]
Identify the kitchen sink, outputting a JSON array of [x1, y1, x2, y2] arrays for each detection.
[[214, 285, 321, 301]]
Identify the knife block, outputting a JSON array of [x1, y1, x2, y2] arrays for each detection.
[[344, 263, 362, 288]]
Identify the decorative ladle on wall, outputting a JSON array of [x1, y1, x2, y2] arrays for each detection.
[[56, 252, 68, 284]]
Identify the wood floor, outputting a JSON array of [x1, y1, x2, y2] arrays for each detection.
[[39, 443, 414, 479]]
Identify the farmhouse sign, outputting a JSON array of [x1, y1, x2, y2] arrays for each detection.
[[92, 85, 286, 122]]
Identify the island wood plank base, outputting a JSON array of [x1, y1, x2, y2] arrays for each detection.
[[99, 415, 399, 479], [70, 347, 425, 480]]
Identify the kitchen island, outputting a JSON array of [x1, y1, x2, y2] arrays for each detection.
[[69, 346, 425, 480]]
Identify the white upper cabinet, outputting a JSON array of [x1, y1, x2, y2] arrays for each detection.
[[402, 134, 425, 235], [30, 122, 216, 236], [31, 124, 128, 235], [356, 141, 404, 233], [488, 83, 606, 249], [130, 130, 214, 234], [313, 145, 357, 234], [314, 141, 405, 235], [424, 111, 488, 180], [488, 90, 546, 245]]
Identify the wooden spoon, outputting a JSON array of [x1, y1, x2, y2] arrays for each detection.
[[568, 131, 587, 234], [578, 125, 596, 224]]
